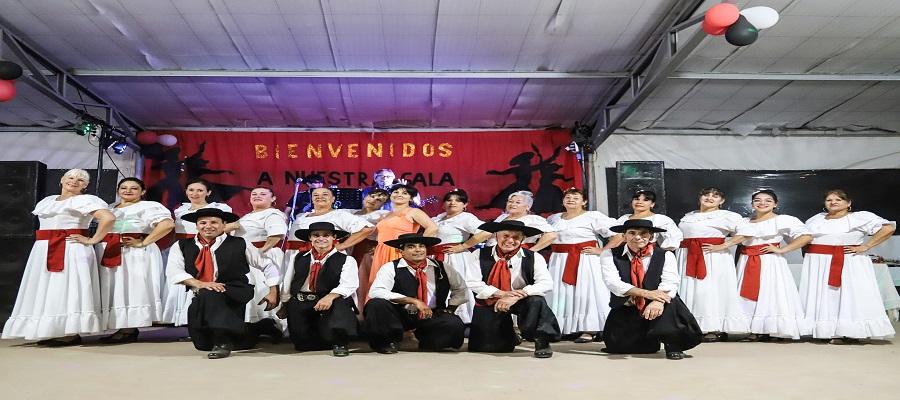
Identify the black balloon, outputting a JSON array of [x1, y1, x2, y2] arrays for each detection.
[[725, 15, 759, 46], [0, 61, 23, 81]]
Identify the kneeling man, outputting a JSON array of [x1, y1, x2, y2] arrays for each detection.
[[365, 233, 467, 354], [466, 220, 561, 358], [280, 222, 359, 356], [600, 219, 702, 360], [168, 208, 280, 359]]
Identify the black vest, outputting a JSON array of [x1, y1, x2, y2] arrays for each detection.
[[608, 245, 667, 309], [290, 250, 348, 297], [178, 235, 251, 290], [391, 259, 451, 310]]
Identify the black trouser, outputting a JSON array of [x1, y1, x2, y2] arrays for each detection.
[[286, 296, 358, 351], [363, 298, 465, 351], [602, 305, 681, 354], [187, 287, 256, 351], [468, 296, 561, 353]]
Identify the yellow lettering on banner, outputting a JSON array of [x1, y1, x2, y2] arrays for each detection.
[[348, 143, 359, 158], [390, 143, 394, 157], [438, 143, 453, 157], [275, 145, 280, 159], [367, 143, 382, 157], [255, 145, 268, 159], [287, 144, 298, 159], [328, 143, 342, 157], [402, 143, 415, 157], [308, 144, 322, 158], [422, 143, 435, 157]]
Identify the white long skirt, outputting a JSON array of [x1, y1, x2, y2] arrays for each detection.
[[246, 248, 285, 331], [438, 251, 476, 324], [98, 244, 163, 329], [736, 254, 809, 339], [2, 240, 102, 340], [678, 249, 751, 334], [799, 253, 895, 339], [547, 253, 610, 334]]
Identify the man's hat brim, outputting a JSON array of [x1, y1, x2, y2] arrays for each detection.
[[294, 222, 350, 241], [181, 208, 240, 223], [478, 221, 544, 238], [609, 219, 667, 233], [383, 234, 441, 249]]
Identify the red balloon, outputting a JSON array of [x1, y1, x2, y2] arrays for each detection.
[[0, 79, 15, 102], [702, 20, 728, 36], [705, 3, 740, 29], [136, 130, 159, 145]]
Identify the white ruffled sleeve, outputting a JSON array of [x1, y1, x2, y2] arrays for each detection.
[[263, 210, 288, 236], [654, 214, 684, 249], [850, 211, 895, 235], [777, 215, 810, 240], [71, 195, 108, 215], [588, 211, 616, 237], [527, 215, 555, 233], [723, 211, 755, 236], [460, 213, 484, 234], [210, 202, 233, 212], [141, 201, 174, 227]]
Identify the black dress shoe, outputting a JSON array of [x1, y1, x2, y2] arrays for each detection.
[[376, 343, 399, 354], [533, 337, 553, 358], [333, 345, 350, 357], [573, 334, 596, 343], [44, 335, 82, 347], [98, 330, 140, 344], [666, 351, 685, 360], [207, 344, 234, 359]]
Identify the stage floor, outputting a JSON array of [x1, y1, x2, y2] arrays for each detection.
[[2, 324, 899, 399]]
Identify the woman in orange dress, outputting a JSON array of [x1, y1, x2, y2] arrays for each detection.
[[367, 184, 438, 301]]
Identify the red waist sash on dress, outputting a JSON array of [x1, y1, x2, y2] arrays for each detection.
[[284, 240, 312, 252], [100, 233, 148, 268], [550, 241, 597, 286], [176, 233, 196, 240], [35, 229, 89, 272], [426, 243, 463, 262], [806, 244, 851, 288], [679, 237, 726, 280], [738, 243, 780, 301], [251, 241, 267, 249]]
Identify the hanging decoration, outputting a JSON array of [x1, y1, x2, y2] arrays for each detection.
[[0, 60, 23, 102], [703, 3, 779, 47]]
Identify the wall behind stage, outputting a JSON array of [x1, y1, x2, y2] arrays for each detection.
[[141, 130, 581, 220], [0, 131, 137, 177]]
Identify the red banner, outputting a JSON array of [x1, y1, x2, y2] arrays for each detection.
[[142, 130, 582, 220]]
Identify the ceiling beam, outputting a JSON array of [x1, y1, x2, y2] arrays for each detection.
[[670, 72, 900, 81], [69, 69, 629, 79]]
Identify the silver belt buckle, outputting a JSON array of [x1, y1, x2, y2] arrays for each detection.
[[296, 293, 317, 301]]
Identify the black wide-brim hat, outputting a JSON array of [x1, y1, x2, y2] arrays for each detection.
[[384, 233, 441, 249], [609, 219, 667, 233], [294, 221, 350, 241], [478, 220, 544, 238], [181, 208, 240, 223]]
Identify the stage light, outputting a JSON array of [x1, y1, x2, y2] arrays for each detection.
[[110, 139, 128, 154], [73, 118, 95, 136]]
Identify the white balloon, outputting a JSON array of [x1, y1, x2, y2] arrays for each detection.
[[740, 6, 779, 30], [157, 134, 178, 146]]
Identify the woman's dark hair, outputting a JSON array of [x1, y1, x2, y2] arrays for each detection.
[[699, 187, 726, 199], [251, 186, 276, 197], [117, 177, 146, 191], [443, 189, 469, 204], [824, 189, 851, 202], [751, 189, 778, 203], [632, 190, 656, 203], [563, 188, 586, 199], [389, 184, 418, 200], [367, 188, 389, 199], [185, 178, 212, 191]]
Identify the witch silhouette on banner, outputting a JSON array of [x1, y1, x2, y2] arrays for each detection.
[[145, 140, 250, 208], [477, 144, 571, 213]]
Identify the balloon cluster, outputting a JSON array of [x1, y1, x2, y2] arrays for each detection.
[[702, 4, 779, 46], [137, 130, 178, 147], [0, 61, 23, 102]]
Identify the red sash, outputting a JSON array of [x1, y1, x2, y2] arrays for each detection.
[[284, 240, 312, 252], [806, 244, 850, 288], [426, 243, 463, 262], [550, 241, 597, 286], [100, 233, 148, 268], [679, 237, 726, 280], [251, 241, 267, 249], [35, 229, 89, 272], [738, 243, 779, 301]]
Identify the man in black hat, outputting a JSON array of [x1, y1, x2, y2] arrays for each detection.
[[599, 219, 702, 360], [465, 220, 561, 358], [279, 222, 359, 357], [364, 233, 468, 354], [167, 208, 281, 359], [285, 173, 325, 217]]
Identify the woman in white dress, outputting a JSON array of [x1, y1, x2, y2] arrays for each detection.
[[604, 190, 683, 251], [160, 179, 232, 326], [350, 189, 389, 303], [677, 187, 753, 341], [462, 190, 558, 251], [429, 189, 483, 324], [97, 178, 174, 343], [2, 169, 115, 346], [735, 190, 812, 341], [800, 189, 896, 343], [546, 188, 616, 342], [227, 187, 287, 340]]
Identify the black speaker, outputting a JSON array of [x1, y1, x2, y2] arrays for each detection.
[[616, 161, 666, 217], [0, 237, 33, 321], [0, 162, 46, 238], [334, 188, 363, 210]]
